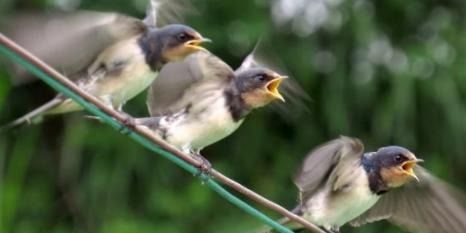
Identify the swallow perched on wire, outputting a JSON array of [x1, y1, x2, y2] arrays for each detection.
[[1, 0, 210, 130], [133, 50, 286, 168], [261, 136, 466, 233]]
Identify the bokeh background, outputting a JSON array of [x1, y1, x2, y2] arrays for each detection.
[[1, 0, 466, 232]]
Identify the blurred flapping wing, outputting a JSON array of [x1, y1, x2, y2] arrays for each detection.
[[294, 136, 365, 202], [144, 0, 197, 27], [2, 11, 145, 85], [350, 166, 466, 233]]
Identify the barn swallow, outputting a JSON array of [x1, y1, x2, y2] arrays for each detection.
[[261, 136, 466, 233], [132, 50, 286, 168], [1, 1, 209, 130]]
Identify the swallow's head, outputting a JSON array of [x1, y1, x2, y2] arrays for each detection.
[[235, 68, 286, 108], [156, 24, 211, 62], [375, 146, 423, 188]]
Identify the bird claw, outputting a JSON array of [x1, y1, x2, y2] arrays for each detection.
[[116, 112, 136, 135], [121, 115, 136, 129], [192, 152, 212, 177], [115, 110, 134, 127]]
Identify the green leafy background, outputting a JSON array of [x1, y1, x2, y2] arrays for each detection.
[[1, 0, 466, 232]]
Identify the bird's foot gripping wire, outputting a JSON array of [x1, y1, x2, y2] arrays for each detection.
[[191, 151, 212, 179], [121, 115, 136, 128], [118, 112, 137, 135]]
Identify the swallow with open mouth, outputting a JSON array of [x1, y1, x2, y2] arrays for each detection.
[[1, 0, 210, 130], [261, 136, 466, 233], [132, 50, 286, 169]]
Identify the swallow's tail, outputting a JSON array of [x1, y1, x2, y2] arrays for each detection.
[[0, 98, 63, 131]]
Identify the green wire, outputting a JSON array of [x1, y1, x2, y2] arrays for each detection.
[[0, 44, 294, 233]]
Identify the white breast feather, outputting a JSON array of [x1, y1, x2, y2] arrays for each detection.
[[303, 168, 380, 230], [85, 37, 157, 108], [164, 90, 243, 151]]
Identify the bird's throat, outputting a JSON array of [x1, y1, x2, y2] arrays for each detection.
[[138, 33, 164, 71], [224, 88, 251, 122], [362, 154, 389, 195]]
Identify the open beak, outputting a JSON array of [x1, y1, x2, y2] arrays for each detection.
[[265, 76, 287, 102], [400, 158, 423, 182], [185, 37, 211, 51]]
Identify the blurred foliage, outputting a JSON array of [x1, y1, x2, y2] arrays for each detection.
[[1, 0, 466, 233]]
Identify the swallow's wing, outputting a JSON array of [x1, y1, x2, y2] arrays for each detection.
[[147, 51, 234, 116], [235, 45, 260, 72], [2, 11, 146, 85], [293, 136, 364, 201], [143, 0, 196, 27], [350, 166, 466, 233]]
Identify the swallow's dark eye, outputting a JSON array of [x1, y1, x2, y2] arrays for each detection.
[[394, 154, 403, 163], [177, 33, 191, 42], [255, 74, 267, 82]]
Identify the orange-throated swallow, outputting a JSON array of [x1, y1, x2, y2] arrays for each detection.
[[132, 50, 286, 169], [261, 136, 466, 233], [1, 1, 210, 130]]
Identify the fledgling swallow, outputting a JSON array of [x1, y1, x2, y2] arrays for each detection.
[[0, 1, 209, 130], [261, 136, 466, 233], [132, 51, 286, 168]]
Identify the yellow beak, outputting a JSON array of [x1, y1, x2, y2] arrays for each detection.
[[185, 38, 211, 51], [265, 76, 287, 102], [400, 158, 423, 182]]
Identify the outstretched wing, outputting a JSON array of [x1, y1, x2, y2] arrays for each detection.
[[143, 0, 197, 27], [293, 136, 364, 202], [350, 166, 466, 233], [2, 11, 145, 85]]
